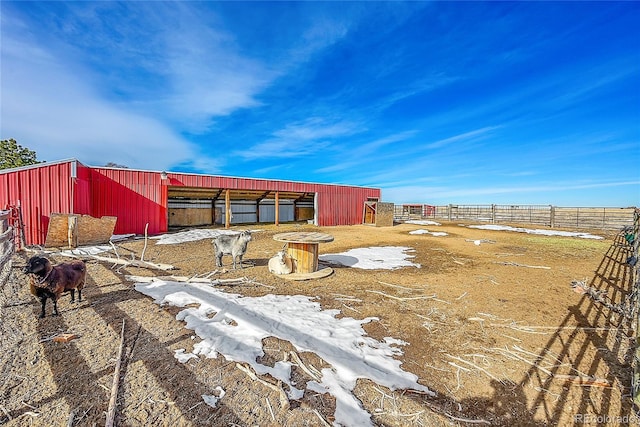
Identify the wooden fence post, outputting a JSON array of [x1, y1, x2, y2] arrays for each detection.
[[17, 201, 26, 249], [550, 205, 555, 228]]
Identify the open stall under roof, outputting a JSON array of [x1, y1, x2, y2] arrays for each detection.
[[168, 186, 314, 202]]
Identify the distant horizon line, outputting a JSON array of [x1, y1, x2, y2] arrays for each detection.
[[388, 202, 638, 209]]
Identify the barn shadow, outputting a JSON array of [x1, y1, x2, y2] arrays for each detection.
[[9, 264, 244, 426]]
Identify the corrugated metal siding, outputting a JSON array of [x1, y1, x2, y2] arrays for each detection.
[[2, 163, 380, 242], [258, 199, 295, 223], [89, 168, 167, 235], [0, 161, 75, 245], [316, 186, 379, 227], [214, 200, 259, 224], [74, 164, 92, 215]]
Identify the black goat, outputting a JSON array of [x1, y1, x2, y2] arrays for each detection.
[[24, 255, 87, 318]]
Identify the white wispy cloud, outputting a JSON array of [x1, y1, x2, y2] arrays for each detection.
[[159, 7, 276, 132], [425, 126, 502, 149], [0, 29, 199, 170], [315, 130, 418, 173], [237, 117, 362, 160], [289, 17, 350, 63], [0, 4, 273, 171]]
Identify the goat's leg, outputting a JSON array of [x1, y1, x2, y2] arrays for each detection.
[[77, 288, 82, 302], [237, 255, 243, 269], [216, 254, 223, 268], [70, 289, 76, 303], [52, 297, 59, 316]]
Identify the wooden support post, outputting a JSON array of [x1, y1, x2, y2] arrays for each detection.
[[275, 191, 280, 226], [225, 189, 231, 229], [550, 205, 555, 228], [491, 204, 496, 224]]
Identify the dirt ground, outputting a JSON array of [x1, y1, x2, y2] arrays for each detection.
[[0, 220, 636, 426]]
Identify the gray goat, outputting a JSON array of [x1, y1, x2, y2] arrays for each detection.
[[213, 231, 252, 269]]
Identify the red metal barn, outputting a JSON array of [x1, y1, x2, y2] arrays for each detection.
[[0, 159, 381, 246]]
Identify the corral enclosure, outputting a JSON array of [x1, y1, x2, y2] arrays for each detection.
[[395, 204, 635, 230], [1, 216, 639, 426]]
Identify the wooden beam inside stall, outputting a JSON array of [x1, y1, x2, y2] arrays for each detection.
[[212, 189, 223, 225], [225, 189, 231, 229]]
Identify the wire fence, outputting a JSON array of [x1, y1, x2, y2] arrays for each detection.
[[394, 204, 636, 230], [0, 210, 15, 288], [629, 209, 640, 411], [396, 204, 640, 412]]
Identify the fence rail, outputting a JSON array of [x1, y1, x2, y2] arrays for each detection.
[[0, 210, 15, 287], [630, 209, 640, 411], [394, 204, 636, 230]]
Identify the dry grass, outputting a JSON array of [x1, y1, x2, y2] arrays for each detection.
[[0, 221, 633, 426]]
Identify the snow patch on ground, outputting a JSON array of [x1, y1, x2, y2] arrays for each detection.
[[134, 279, 433, 426], [405, 220, 441, 226], [151, 229, 247, 245], [409, 229, 448, 237], [467, 224, 603, 239], [174, 348, 198, 363], [202, 387, 226, 408], [319, 246, 421, 269]]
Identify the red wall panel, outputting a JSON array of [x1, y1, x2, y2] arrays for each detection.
[[0, 160, 76, 245], [73, 164, 92, 215], [89, 168, 168, 235]]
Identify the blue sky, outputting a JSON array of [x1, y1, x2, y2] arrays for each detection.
[[1, 1, 639, 206]]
